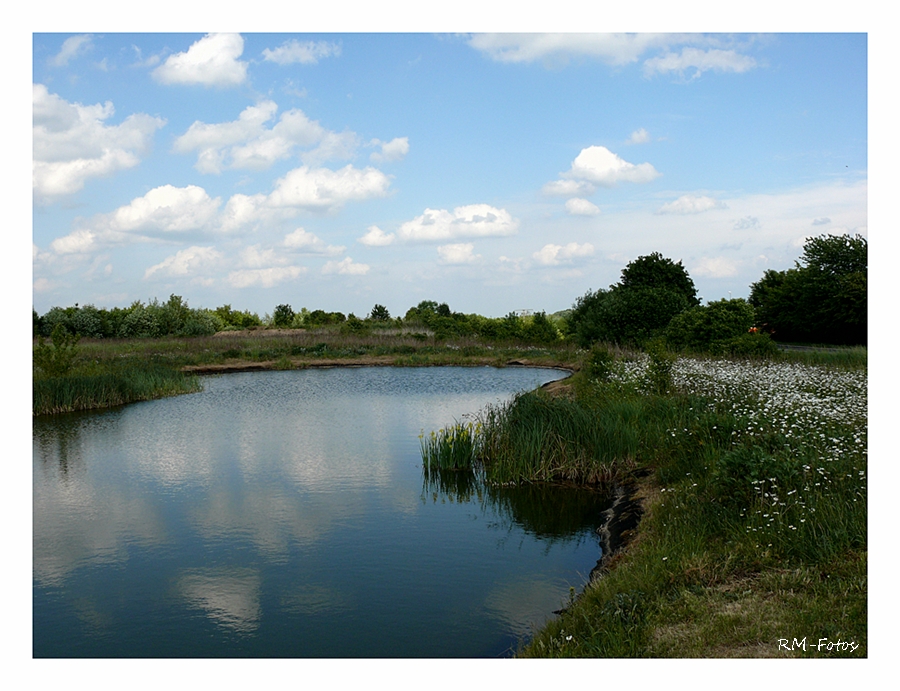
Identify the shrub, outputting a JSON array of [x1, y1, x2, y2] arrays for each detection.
[[33, 324, 80, 377]]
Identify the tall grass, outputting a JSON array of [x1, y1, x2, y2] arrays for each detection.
[[423, 384, 687, 485], [33, 363, 201, 415], [512, 353, 867, 658]]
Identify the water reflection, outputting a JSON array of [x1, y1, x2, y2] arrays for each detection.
[[424, 469, 605, 543], [178, 568, 261, 633], [34, 367, 607, 658]]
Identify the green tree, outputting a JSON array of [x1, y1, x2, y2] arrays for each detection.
[[619, 252, 700, 306], [568, 254, 698, 347], [749, 234, 866, 345], [369, 304, 391, 321], [273, 304, 295, 328], [666, 298, 755, 352]]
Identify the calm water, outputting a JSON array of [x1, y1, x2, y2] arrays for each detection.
[[33, 366, 610, 658]]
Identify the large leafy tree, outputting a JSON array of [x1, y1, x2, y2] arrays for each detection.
[[569, 253, 698, 347], [749, 234, 867, 345]]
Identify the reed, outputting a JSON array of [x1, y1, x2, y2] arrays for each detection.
[[33, 363, 201, 415], [419, 421, 481, 472]]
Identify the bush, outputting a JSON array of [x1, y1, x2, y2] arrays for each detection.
[[33, 324, 80, 377], [585, 345, 617, 381], [665, 298, 756, 353]]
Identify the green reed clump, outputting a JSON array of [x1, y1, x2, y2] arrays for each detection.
[[33, 363, 201, 415], [420, 421, 481, 472], [474, 387, 684, 484]]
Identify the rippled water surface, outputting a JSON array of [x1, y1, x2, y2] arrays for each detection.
[[33, 366, 609, 658]]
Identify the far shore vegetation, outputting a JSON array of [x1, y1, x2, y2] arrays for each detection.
[[33, 233, 867, 657]]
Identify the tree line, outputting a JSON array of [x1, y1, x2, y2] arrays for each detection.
[[33, 233, 866, 350], [567, 233, 865, 350]]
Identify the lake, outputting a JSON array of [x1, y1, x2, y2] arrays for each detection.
[[33, 366, 611, 657]]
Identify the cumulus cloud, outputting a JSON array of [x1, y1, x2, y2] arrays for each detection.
[[626, 128, 650, 145], [238, 244, 291, 269], [153, 33, 248, 87], [357, 225, 395, 247], [468, 33, 671, 65], [322, 257, 369, 275], [437, 243, 481, 264], [300, 130, 360, 167], [104, 185, 221, 234], [691, 257, 739, 278], [262, 39, 341, 65], [144, 246, 222, 279], [533, 242, 594, 266], [33, 84, 165, 198], [52, 185, 222, 253], [541, 179, 596, 198], [173, 101, 342, 173], [812, 217, 831, 226], [50, 229, 97, 255], [657, 194, 727, 215], [369, 137, 409, 163], [644, 48, 757, 79], [50, 35, 92, 67], [268, 165, 391, 212], [227, 266, 305, 288], [562, 145, 660, 186], [565, 198, 601, 216], [397, 204, 519, 242], [283, 228, 344, 255]]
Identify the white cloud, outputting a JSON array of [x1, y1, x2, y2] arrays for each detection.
[[397, 204, 519, 242], [300, 130, 360, 167], [262, 39, 341, 65], [33, 84, 165, 198], [562, 145, 660, 186], [144, 246, 222, 279], [658, 194, 727, 215], [358, 225, 395, 247], [238, 244, 289, 269], [812, 217, 831, 226], [468, 33, 671, 65], [50, 229, 97, 255], [691, 257, 739, 278], [437, 243, 481, 265], [268, 165, 391, 212], [283, 228, 344, 255], [370, 137, 409, 163], [227, 266, 305, 288], [322, 257, 369, 275], [533, 242, 594, 266], [105, 185, 221, 234], [53, 185, 223, 254], [541, 179, 596, 198], [644, 48, 757, 79], [153, 33, 248, 87], [626, 128, 650, 144], [174, 101, 333, 173], [565, 198, 600, 216], [50, 35, 92, 67]]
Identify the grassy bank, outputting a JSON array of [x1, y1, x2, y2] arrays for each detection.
[[423, 350, 867, 657], [33, 362, 202, 415], [34, 328, 579, 416]]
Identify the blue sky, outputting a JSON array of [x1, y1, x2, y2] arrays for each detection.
[[32, 31, 867, 319]]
